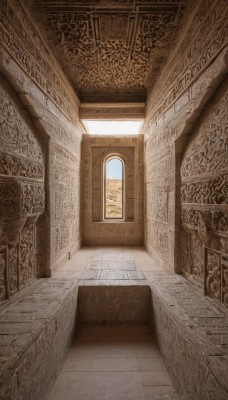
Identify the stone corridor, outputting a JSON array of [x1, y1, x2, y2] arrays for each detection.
[[49, 325, 178, 400], [1, 247, 228, 399]]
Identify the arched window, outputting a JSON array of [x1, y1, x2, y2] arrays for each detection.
[[104, 156, 124, 220]]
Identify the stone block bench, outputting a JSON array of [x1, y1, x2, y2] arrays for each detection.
[[146, 272, 228, 400]]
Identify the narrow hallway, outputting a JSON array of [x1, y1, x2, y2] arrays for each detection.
[[49, 247, 178, 399], [49, 325, 178, 400]]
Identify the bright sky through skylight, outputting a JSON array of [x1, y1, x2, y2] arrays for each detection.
[[106, 158, 123, 180], [84, 120, 143, 135]]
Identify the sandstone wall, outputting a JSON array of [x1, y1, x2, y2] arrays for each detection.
[[82, 135, 144, 246], [143, 0, 228, 304], [0, 76, 45, 301], [181, 82, 228, 307], [0, 0, 84, 303]]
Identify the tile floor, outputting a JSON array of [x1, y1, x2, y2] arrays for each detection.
[[49, 325, 179, 400]]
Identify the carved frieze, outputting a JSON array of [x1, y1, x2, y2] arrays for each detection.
[[0, 153, 44, 180], [181, 176, 228, 205], [0, 181, 45, 218], [181, 209, 228, 233]]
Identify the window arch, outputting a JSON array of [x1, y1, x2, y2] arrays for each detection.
[[104, 156, 124, 220]]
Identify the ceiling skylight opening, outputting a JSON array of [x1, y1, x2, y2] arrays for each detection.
[[83, 120, 144, 136]]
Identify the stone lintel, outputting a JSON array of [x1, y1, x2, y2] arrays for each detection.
[[79, 103, 145, 120]]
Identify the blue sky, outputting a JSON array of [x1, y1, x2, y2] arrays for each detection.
[[106, 158, 123, 180]]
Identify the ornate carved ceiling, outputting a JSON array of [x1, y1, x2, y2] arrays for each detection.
[[29, 0, 190, 102]]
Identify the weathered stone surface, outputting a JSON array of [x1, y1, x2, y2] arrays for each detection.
[[143, 0, 228, 279], [181, 82, 228, 306], [1, 247, 228, 400], [149, 272, 228, 400]]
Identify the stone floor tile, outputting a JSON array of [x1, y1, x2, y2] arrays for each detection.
[[127, 270, 145, 280], [90, 260, 137, 270], [135, 343, 161, 358], [100, 270, 128, 280], [63, 356, 139, 372], [81, 270, 101, 280], [49, 387, 80, 400], [140, 371, 171, 386], [138, 357, 165, 371], [53, 371, 146, 400], [69, 342, 136, 358], [144, 386, 179, 400]]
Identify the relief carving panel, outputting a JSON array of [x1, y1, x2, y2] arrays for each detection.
[[54, 144, 81, 258], [146, 220, 169, 263], [0, 78, 45, 303], [146, 186, 168, 223], [181, 83, 228, 306], [205, 248, 221, 302], [181, 176, 228, 205]]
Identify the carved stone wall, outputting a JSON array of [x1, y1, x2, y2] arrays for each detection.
[[181, 82, 228, 307], [52, 143, 81, 262], [0, 76, 45, 302], [82, 135, 144, 245], [0, 0, 84, 285], [143, 0, 227, 272]]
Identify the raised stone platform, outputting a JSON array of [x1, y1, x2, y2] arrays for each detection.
[[0, 247, 227, 400]]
